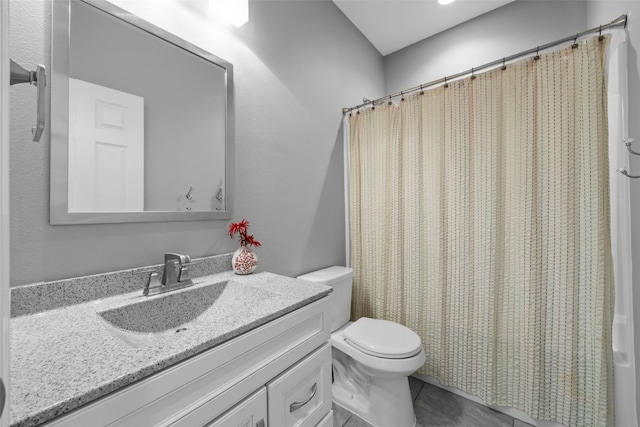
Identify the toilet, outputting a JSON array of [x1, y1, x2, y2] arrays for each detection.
[[298, 266, 426, 427]]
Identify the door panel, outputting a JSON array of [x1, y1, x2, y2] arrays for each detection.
[[68, 78, 144, 212]]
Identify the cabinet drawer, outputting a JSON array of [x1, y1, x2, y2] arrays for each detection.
[[206, 388, 267, 427], [267, 343, 331, 427]]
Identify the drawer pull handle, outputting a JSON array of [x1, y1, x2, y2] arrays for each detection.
[[289, 383, 317, 412]]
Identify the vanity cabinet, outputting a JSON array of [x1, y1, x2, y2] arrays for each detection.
[[43, 297, 331, 427]]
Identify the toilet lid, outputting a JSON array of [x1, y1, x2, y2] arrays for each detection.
[[343, 317, 422, 359]]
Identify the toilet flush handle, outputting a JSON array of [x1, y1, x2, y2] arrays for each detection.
[[289, 383, 317, 412]]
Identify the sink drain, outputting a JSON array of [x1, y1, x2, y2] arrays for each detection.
[[175, 327, 188, 333]]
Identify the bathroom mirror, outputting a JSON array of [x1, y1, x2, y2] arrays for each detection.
[[50, 0, 233, 224]]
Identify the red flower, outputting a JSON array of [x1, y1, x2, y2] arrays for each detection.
[[228, 219, 262, 248], [243, 234, 262, 248], [228, 219, 249, 239]]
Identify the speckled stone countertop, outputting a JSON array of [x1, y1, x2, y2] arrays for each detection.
[[10, 255, 331, 427]]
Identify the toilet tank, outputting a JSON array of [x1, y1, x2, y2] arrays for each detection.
[[297, 266, 353, 332]]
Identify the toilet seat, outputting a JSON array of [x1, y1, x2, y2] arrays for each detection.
[[343, 317, 422, 359]]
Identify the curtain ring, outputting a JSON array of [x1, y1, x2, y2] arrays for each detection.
[[501, 58, 506, 71], [444, 76, 448, 88], [572, 33, 579, 49], [470, 67, 476, 80], [599, 25, 604, 42], [401, 91, 405, 102], [420, 85, 424, 95], [534, 46, 540, 61], [388, 95, 393, 105]]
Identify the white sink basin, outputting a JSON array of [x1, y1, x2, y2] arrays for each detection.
[[97, 280, 274, 346]]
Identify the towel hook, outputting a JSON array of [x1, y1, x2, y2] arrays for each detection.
[[619, 139, 640, 179], [624, 138, 639, 155], [619, 169, 640, 179]]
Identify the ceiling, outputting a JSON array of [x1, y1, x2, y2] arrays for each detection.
[[332, 0, 515, 56]]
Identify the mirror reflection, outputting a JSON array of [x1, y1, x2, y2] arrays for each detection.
[[51, 0, 233, 224]]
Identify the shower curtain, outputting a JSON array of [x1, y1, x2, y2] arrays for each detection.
[[347, 36, 613, 427]]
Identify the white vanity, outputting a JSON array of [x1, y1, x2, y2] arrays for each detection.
[[46, 298, 332, 427], [10, 255, 333, 427]]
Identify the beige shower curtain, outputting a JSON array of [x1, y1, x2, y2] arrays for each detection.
[[348, 36, 613, 427]]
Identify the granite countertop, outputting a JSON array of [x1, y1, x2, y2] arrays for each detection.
[[10, 261, 331, 427]]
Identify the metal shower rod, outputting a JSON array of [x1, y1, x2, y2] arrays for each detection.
[[342, 14, 627, 114]]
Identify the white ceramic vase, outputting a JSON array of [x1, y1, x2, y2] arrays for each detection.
[[232, 245, 258, 275]]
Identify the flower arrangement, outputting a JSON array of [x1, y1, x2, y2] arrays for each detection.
[[228, 219, 262, 248]]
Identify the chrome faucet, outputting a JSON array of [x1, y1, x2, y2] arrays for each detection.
[[143, 253, 194, 296]]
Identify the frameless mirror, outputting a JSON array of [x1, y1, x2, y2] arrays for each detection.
[[50, 0, 233, 224]]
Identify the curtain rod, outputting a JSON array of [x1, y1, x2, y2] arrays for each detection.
[[342, 14, 627, 115]]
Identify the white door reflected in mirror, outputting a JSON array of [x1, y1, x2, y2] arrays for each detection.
[[68, 78, 144, 212]]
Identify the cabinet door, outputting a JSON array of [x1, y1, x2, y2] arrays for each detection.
[[267, 343, 331, 427], [206, 387, 267, 427]]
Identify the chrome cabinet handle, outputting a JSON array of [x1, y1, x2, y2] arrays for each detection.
[[289, 383, 317, 412]]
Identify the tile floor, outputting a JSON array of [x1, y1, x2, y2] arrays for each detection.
[[332, 377, 534, 427]]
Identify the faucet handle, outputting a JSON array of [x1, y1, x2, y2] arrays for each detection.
[[178, 264, 191, 282], [143, 272, 162, 296]]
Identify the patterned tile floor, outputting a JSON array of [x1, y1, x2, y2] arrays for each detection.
[[333, 377, 534, 427]]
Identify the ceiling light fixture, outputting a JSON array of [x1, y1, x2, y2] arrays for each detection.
[[438, 0, 456, 5]]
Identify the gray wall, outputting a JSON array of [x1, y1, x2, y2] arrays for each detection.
[[384, 0, 587, 94], [9, 0, 384, 285], [385, 0, 640, 420]]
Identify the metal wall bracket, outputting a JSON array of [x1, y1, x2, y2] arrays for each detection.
[[9, 59, 46, 142]]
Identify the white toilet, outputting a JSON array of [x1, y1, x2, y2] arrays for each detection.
[[298, 266, 426, 427]]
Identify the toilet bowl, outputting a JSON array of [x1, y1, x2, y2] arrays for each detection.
[[297, 267, 426, 427]]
